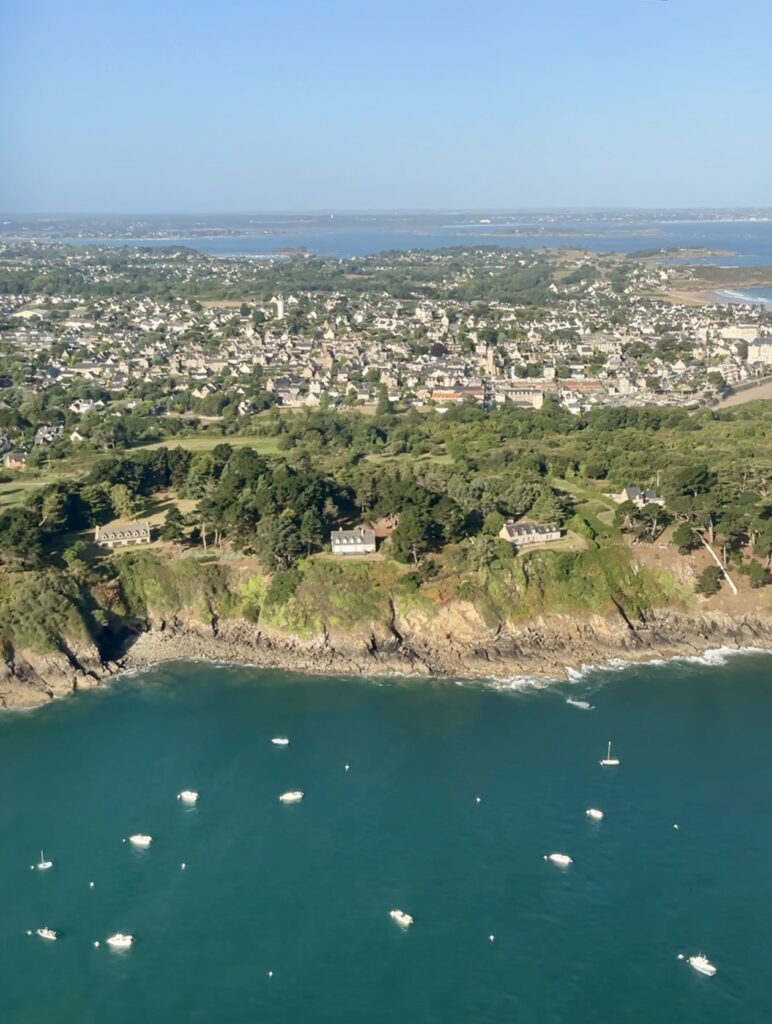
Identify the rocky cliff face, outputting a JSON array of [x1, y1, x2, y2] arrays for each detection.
[[2, 598, 770, 711], [123, 604, 772, 679], [0, 633, 117, 710]]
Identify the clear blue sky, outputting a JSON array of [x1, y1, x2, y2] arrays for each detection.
[[1, 0, 770, 213]]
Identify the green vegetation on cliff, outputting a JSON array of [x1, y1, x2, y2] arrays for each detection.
[[0, 401, 769, 663], [113, 551, 241, 623], [0, 570, 101, 657]]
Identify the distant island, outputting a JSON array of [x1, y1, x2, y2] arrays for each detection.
[[3, 209, 771, 242]]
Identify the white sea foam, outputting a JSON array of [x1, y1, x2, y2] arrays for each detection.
[[452, 646, 771, 697], [563, 647, 768, 682], [716, 289, 772, 310], [483, 675, 546, 692], [666, 646, 768, 667]]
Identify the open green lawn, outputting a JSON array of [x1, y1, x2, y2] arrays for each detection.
[[514, 530, 588, 556], [549, 476, 617, 509], [0, 478, 49, 508], [136, 434, 281, 455], [364, 451, 453, 466]]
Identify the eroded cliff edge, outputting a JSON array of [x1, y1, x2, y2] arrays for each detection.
[[2, 596, 770, 710]]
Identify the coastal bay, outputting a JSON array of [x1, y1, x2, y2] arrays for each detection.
[[2, 654, 772, 1023]]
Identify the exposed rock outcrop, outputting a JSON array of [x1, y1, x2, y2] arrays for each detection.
[[2, 600, 770, 711]]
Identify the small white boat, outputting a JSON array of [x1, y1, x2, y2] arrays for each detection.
[[599, 741, 620, 767], [126, 834, 152, 848], [586, 808, 604, 821], [271, 737, 290, 747], [566, 698, 593, 710], [36, 850, 53, 870], [689, 954, 717, 977], [545, 852, 573, 867], [679, 953, 716, 977], [106, 933, 134, 950], [278, 791, 303, 804], [389, 909, 414, 929], [36, 927, 58, 941], [177, 790, 199, 805]]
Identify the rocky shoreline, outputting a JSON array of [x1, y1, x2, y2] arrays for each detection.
[[2, 605, 771, 711]]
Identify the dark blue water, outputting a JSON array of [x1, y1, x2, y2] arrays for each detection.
[[1, 653, 771, 1023], [65, 218, 772, 263]]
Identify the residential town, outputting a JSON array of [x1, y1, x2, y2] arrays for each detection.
[[0, 241, 770, 461]]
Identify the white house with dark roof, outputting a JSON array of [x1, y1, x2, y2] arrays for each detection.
[[498, 521, 562, 546], [612, 486, 665, 508], [330, 526, 377, 555], [95, 521, 152, 548]]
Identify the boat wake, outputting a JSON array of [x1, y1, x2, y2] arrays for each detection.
[[566, 697, 594, 711]]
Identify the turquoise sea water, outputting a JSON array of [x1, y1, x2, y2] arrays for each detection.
[[1, 653, 771, 1023]]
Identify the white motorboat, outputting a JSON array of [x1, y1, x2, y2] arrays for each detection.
[[278, 791, 303, 804], [684, 953, 717, 977], [586, 808, 604, 821], [106, 933, 134, 950], [566, 698, 593, 710], [389, 909, 414, 929], [272, 737, 290, 747], [35, 927, 58, 941], [177, 790, 199, 805], [126, 834, 152, 848], [36, 850, 53, 870], [545, 852, 573, 867], [599, 741, 620, 766]]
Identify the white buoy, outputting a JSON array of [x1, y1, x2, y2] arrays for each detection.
[[345, 764, 350, 771], [89, 881, 95, 888], [181, 862, 187, 870], [488, 934, 495, 943], [94, 941, 100, 948], [475, 796, 482, 804], [677, 953, 684, 960], [267, 970, 274, 978], [26, 929, 32, 936], [673, 824, 679, 830]]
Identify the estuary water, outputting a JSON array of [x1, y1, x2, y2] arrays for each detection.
[[1, 652, 771, 1023], [64, 217, 772, 263]]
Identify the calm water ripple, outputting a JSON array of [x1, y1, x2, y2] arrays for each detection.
[[0, 654, 770, 1023]]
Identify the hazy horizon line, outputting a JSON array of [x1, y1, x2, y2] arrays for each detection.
[[4, 206, 772, 219]]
